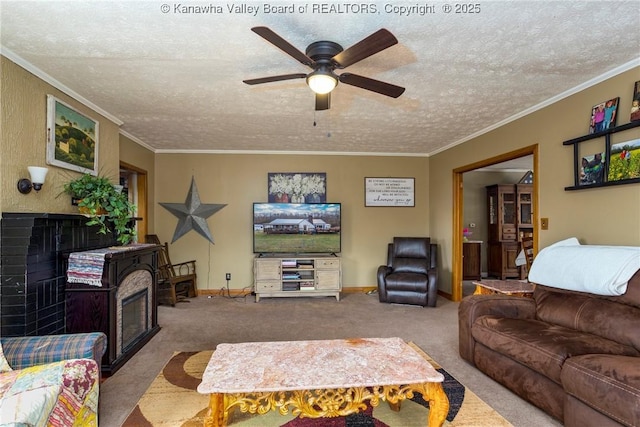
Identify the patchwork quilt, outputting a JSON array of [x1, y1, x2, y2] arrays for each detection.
[[0, 358, 99, 427]]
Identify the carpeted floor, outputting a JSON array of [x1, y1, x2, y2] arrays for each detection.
[[101, 293, 562, 427], [123, 343, 511, 426]]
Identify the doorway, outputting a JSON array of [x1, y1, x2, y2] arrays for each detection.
[[451, 145, 539, 302], [120, 161, 148, 243]]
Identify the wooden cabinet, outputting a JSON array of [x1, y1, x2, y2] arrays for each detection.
[[462, 242, 482, 280], [487, 184, 517, 242], [517, 184, 534, 239], [487, 241, 520, 279], [254, 256, 341, 302], [486, 184, 533, 279]]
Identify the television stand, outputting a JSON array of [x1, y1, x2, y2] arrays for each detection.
[[253, 255, 341, 302]]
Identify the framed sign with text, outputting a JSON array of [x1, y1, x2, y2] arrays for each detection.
[[364, 177, 415, 207]]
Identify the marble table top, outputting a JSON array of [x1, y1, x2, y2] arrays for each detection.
[[197, 337, 443, 394], [473, 279, 535, 293]]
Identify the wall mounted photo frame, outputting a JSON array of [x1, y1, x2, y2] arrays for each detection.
[[631, 80, 640, 122], [589, 97, 619, 134], [365, 177, 415, 207], [267, 173, 326, 203], [46, 95, 99, 175], [579, 152, 605, 185], [608, 138, 640, 183]]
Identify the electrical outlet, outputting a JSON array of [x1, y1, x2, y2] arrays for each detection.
[[541, 218, 549, 230], [225, 273, 231, 281]]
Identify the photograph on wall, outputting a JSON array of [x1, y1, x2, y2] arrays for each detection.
[[268, 173, 326, 203], [579, 152, 605, 185], [46, 95, 99, 175], [608, 138, 640, 183], [631, 81, 640, 122], [589, 97, 619, 134]]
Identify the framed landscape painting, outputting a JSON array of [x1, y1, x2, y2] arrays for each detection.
[[46, 95, 99, 175]]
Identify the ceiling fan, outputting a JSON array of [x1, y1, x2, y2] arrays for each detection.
[[243, 27, 405, 110]]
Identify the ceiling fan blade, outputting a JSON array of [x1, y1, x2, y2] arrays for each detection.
[[339, 73, 405, 98], [332, 29, 398, 69], [251, 27, 315, 67], [243, 73, 307, 85], [315, 93, 330, 111]]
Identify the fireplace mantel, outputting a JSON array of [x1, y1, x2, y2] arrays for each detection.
[[65, 244, 160, 375]]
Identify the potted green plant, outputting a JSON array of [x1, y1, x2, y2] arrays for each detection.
[[62, 173, 136, 245]]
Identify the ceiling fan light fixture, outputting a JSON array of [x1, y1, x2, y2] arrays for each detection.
[[307, 70, 337, 94]]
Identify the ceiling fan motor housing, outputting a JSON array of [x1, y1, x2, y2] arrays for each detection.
[[305, 41, 343, 66]]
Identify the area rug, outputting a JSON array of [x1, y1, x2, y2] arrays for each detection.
[[123, 343, 512, 426]]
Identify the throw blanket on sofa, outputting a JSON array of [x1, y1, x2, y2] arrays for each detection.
[[0, 359, 99, 426], [529, 237, 640, 296]]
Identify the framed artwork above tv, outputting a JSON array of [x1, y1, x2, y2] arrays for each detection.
[[268, 173, 326, 203]]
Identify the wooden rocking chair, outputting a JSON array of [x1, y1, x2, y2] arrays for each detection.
[[145, 234, 197, 306], [520, 235, 535, 281]]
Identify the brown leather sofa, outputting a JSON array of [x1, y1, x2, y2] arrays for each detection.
[[377, 237, 438, 307], [459, 270, 640, 427]]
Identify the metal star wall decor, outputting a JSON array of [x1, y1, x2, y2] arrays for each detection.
[[160, 177, 226, 244]]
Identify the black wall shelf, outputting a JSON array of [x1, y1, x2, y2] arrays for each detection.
[[563, 121, 640, 191]]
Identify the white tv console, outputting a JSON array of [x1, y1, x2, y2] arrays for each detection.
[[253, 255, 341, 302]]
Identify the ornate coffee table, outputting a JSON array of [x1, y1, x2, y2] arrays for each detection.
[[197, 337, 449, 426], [473, 279, 535, 297]]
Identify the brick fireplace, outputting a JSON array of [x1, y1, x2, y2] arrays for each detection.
[[1, 213, 160, 374], [0, 213, 116, 337]]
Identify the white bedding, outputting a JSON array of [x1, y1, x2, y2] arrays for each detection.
[[528, 237, 640, 296]]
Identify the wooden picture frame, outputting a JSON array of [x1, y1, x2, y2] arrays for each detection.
[[364, 177, 415, 207], [267, 173, 326, 203], [46, 95, 99, 175]]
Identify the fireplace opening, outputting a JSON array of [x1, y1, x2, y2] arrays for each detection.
[[121, 290, 148, 351]]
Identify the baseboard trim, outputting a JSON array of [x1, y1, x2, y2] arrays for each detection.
[[196, 286, 377, 297]]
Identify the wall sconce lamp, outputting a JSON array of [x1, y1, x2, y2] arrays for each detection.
[[17, 166, 49, 194]]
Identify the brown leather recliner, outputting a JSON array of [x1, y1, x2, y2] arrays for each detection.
[[377, 237, 438, 307]]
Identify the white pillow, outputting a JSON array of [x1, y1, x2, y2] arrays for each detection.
[[0, 341, 13, 372]]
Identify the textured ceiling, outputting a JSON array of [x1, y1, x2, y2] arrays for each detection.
[[1, 1, 639, 155]]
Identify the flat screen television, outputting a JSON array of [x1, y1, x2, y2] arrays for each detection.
[[253, 203, 341, 255]]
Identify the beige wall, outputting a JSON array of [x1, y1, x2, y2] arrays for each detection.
[[153, 154, 429, 290], [1, 57, 120, 213], [430, 67, 640, 293], [3, 54, 639, 295]]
